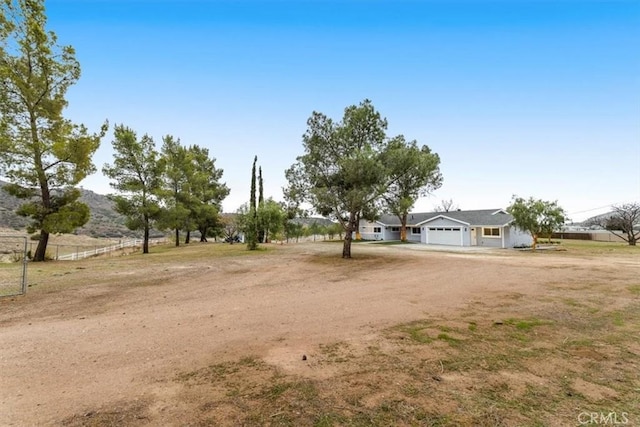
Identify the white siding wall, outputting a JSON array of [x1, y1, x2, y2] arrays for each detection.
[[358, 220, 412, 241], [407, 227, 422, 242], [384, 228, 401, 240], [505, 226, 532, 247], [358, 220, 384, 240], [422, 217, 461, 227], [477, 226, 504, 248]]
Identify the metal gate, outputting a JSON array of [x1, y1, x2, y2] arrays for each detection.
[[0, 236, 28, 297]]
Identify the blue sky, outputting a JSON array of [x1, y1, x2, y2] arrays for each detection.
[[46, 0, 639, 222]]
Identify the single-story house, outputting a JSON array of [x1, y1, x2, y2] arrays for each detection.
[[358, 209, 532, 248]]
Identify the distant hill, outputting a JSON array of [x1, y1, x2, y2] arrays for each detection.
[[0, 180, 140, 238]]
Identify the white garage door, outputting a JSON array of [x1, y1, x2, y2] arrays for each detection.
[[427, 227, 462, 246]]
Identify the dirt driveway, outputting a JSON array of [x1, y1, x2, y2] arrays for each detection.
[[0, 242, 637, 426]]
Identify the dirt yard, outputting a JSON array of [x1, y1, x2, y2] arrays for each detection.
[[0, 242, 638, 426]]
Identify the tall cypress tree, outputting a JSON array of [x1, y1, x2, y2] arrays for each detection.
[[247, 156, 258, 250]]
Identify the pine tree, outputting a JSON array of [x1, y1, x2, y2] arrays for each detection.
[[0, 0, 107, 261], [102, 125, 164, 254]]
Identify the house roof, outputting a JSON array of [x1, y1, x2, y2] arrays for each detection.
[[375, 209, 514, 227]]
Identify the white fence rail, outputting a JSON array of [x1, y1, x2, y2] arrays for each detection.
[[57, 238, 166, 261]]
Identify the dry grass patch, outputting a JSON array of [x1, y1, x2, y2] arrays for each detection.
[[66, 293, 638, 426], [61, 400, 151, 427], [555, 239, 639, 256], [18, 242, 276, 294]]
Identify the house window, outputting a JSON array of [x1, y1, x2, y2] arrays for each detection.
[[483, 227, 501, 237], [373, 227, 381, 233], [391, 227, 400, 232], [411, 227, 421, 234]]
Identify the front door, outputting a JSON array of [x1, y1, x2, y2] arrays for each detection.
[[471, 228, 477, 246]]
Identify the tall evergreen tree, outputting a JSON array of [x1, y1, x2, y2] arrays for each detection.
[[102, 125, 164, 254], [158, 135, 190, 247], [246, 155, 258, 250], [187, 145, 229, 242], [0, 0, 107, 261]]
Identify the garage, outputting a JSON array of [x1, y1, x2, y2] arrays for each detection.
[[426, 227, 462, 246]]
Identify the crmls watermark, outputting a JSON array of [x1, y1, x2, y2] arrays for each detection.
[[578, 411, 630, 425]]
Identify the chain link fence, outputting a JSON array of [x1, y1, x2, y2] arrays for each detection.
[[0, 236, 28, 297]]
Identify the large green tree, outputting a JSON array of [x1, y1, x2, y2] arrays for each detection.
[[286, 99, 415, 258], [186, 144, 229, 242], [158, 135, 190, 246], [0, 0, 107, 261], [383, 136, 442, 241], [507, 196, 567, 250], [102, 125, 164, 254], [259, 198, 284, 243]]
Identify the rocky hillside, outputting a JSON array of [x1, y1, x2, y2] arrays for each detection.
[[0, 180, 139, 238]]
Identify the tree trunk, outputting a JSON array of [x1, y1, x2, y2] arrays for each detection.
[[400, 213, 407, 242], [33, 230, 49, 262], [198, 226, 208, 242], [532, 234, 538, 251], [31, 110, 51, 262], [342, 212, 357, 258], [143, 222, 150, 254], [175, 228, 180, 247], [185, 230, 191, 244]]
